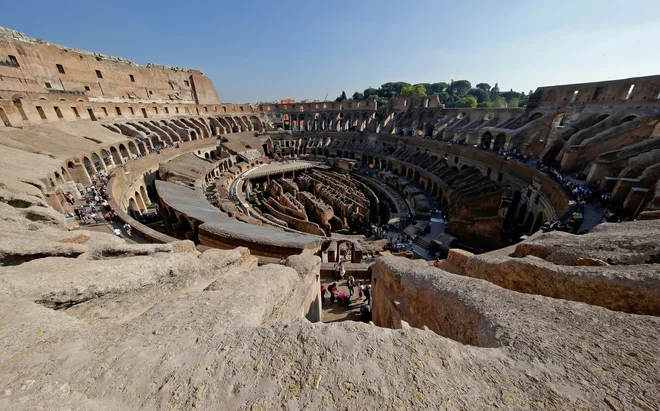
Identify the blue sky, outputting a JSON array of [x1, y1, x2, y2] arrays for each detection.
[[2, 0, 659, 103]]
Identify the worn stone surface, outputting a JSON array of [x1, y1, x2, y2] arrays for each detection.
[[0, 251, 657, 410], [515, 220, 660, 265], [448, 220, 660, 315]]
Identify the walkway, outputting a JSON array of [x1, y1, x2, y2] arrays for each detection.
[[320, 277, 371, 323]]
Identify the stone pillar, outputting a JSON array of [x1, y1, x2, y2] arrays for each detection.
[[327, 241, 337, 263], [611, 178, 639, 205], [67, 163, 93, 185], [623, 188, 650, 218], [352, 241, 363, 264], [559, 150, 580, 172], [586, 161, 610, 184]]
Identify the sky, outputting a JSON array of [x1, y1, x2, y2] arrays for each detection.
[[2, 0, 659, 103]]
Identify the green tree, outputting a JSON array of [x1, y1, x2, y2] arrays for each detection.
[[352, 91, 364, 100], [506, 98, 519, 108], [363, 87, 378, 99], [400, 84, 427, 97], [416, 83, 432, 95], [500, 90, 521, 101], [467, 88, 489, 103], [490, 96, 506, 108], [429, 82, 449, 94], [335, 91, 347, 101], [476, 83, 491, 92], [378, 82, 410, 98], [449, 80, 472, 97], [436, 91, 451, 104], [455, 96, 478, 108]]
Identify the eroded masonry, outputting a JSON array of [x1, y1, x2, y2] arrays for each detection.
[[0, 26, 659, 410]]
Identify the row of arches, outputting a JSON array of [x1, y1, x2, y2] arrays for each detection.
[[279, 111, 376, 132], [127, 184, 151, 218], [104, 115, 264, 148]]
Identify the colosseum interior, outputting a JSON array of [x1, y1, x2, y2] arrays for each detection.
[[0, 25, 658, 410]]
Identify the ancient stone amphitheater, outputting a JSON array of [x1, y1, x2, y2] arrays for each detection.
[[0, 26, 658, 410]]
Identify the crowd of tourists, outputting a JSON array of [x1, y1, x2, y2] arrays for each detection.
[[321, 276, 372, 323], [64, 171, 145, 238], [66, 172, 120, 225], [535, 161, 627, 232]]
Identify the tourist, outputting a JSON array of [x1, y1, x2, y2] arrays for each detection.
[[339, 261, 346, 280], [347, 276, 355, 296], [113, 228, 122, 237], [364, 285, 372, 305], [279, 256, 286, 265], [328, 283, 338, 303], [334, 262, 341, 280], [320, 285, 327, 306], [360, 304, 372, 323], [358, 281, 364, 299], [123, 223, 132, 237]]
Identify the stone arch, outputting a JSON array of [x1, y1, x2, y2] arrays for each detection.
[[128, 197, 141, 217], [492, 133, 507, 151], [320, 114, 329, 131], [530, 112, 544, 121], [218, 117, 233, 133], [241, 115, 251, 131], [83, 156, 96, 176], [480, 132, 493, 147], [128, 141, 139, 157], [190, 130, 198, 140], [541, 141, 565, 165], [233, 116, 246, 132], [91, 152, 105, 172], [551, 113, 570, 128], [593, 113, 610, 125], [135, 190, 147, 212], [206, 117, 221, 135], [137, 141, 148, 156], [61, 167, 71, 181], [101, 149, 114, 168], [619, 115, 637, 125], [54, 171, 65, 184], [119, 144, 129, 160], [249, 115, 263, 131]]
